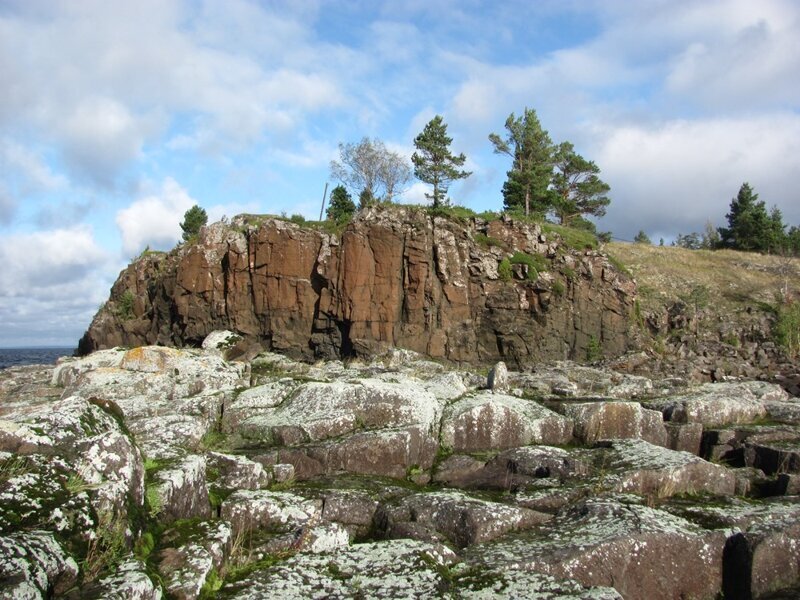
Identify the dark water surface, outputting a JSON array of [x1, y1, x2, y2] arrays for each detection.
[[0, 347, 74, 370]]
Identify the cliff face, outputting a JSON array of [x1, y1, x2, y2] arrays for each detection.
[[79, 206, 636, 366]]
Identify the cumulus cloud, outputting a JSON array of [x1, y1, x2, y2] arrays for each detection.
[[595, 113, 800, 239], [116, 178, 196, 256], [0, 1, 346, 183], [0, 225, 109, 294]]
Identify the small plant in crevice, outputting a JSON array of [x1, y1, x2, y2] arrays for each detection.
[[498, 258, 512, 282], [585, 335, 603, 362], [115, 290, 136, 321], [82, 510, 128, 583]]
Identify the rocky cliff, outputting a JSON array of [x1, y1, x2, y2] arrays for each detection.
[[79, 206, 636, 366]]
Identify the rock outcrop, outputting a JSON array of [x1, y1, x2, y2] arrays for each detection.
[[78, 206, 636, 367], [2, 339, 799, 599]]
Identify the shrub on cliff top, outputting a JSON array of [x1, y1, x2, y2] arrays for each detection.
[[181, 205, 208, 241]]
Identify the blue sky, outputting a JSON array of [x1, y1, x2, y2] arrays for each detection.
[[1, 0, 799, 347]]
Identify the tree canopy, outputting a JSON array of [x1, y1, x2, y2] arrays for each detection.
[[412, 115, 471, 207], [180, 205, 208, 241], [330, 137, 411, 203], [326, 185, 356, 222], [551, 142, 610, 225], [718, 183, 785, 253], [489, 108, 554, 217]]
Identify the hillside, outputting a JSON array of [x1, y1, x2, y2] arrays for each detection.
[[607, 241, 799, 314]]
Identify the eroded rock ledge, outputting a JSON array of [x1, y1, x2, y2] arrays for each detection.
[[79, 206, 635, 366], [1, 339, 799, 599]]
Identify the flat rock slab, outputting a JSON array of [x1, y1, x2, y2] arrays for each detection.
[[434, 446, 589, 492], [555, 400, 667, 446], [229, 378, 443, 447], [441, 391, 573, 452], [220, 490, 321, 536], [380, 489, 551, 548], [277, 425, 438, 480], [586, 438, 737, 498], [152, 454, 211, 523], [465, 496, 728, 600], [218, 538, 457, 599], [644, 382, 769, 427]]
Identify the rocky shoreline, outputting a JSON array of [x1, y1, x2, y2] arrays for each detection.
[[1, 334, 798, 599]]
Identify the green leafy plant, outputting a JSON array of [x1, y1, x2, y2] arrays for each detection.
[[552, 280, 565, 296]]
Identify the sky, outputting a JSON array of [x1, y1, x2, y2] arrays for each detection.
[[1, 0, 799, 347]]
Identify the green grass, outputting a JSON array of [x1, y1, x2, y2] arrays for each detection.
[[541, 222, 598, 251], [509, 251, 548, 281]]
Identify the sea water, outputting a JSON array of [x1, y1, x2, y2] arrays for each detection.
[[0, 347, 74, 370]]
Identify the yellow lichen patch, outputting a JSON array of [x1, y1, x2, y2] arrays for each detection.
[[121, 346, 183, 373]]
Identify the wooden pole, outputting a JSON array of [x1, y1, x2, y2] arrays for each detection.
[[319, 182, 329, 221]]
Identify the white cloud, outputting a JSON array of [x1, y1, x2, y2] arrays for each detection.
[[0, 139, 67, 192], [0, 184, 16, 225], [116, 178, 196, 255], [0, 225, 109, 295], [595, 113, 800, 239]]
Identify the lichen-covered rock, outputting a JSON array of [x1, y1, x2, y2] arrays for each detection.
[[220, 490, 320, 536], [466, 496, 728, 600], [666, 498, 800, 600], [379, 490, 550, 548], [206, 452, 272, 491], [158, 520, 232, 600], [453, 565, 624, 599], [277, 425, 439, 480], [320, 489, 380, 540], [0, 531, 79, 598], [229, 378, 442, 447], [433, 446, 589, 492], [487, 362, 509, 392], [218, 538, 458, 599], [644, 382, 768, 427], [441, 391, 573, 452], [151, 455, 210, 523], [60, 347, 248, 459], [82, 557, 162, 599], [587, 438, 737, 498], [557, 400, 667, 446]]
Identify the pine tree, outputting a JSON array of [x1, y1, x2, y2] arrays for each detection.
[[718, 183, 777, 252], [489, 108, 554, 216], [180, 205, 208, 241], [634, 230, 651, 244], [412, 116, 471, 207], [551, 142, 610, 225], [326, 185, 356, 222]]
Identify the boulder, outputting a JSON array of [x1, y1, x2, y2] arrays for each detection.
[[487, 362, 509, 392], [82, 558, 162, 599], [441, 391, 573, 452], [206, 452, 272, 492], [151, 455, 210, 523], [379, 490, 550, 548], [220, 490, 320, 536], [0, 531, 79, 598], [158, 520, 232, 600], [644, 382, 768, 427], [589, 438, 738, 498], [557, 400, 667, 446], [466, 496, 728, 600]]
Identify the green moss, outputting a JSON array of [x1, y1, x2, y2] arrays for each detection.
[[498, 258, 512, 281], [552, 280, 565, 297]]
